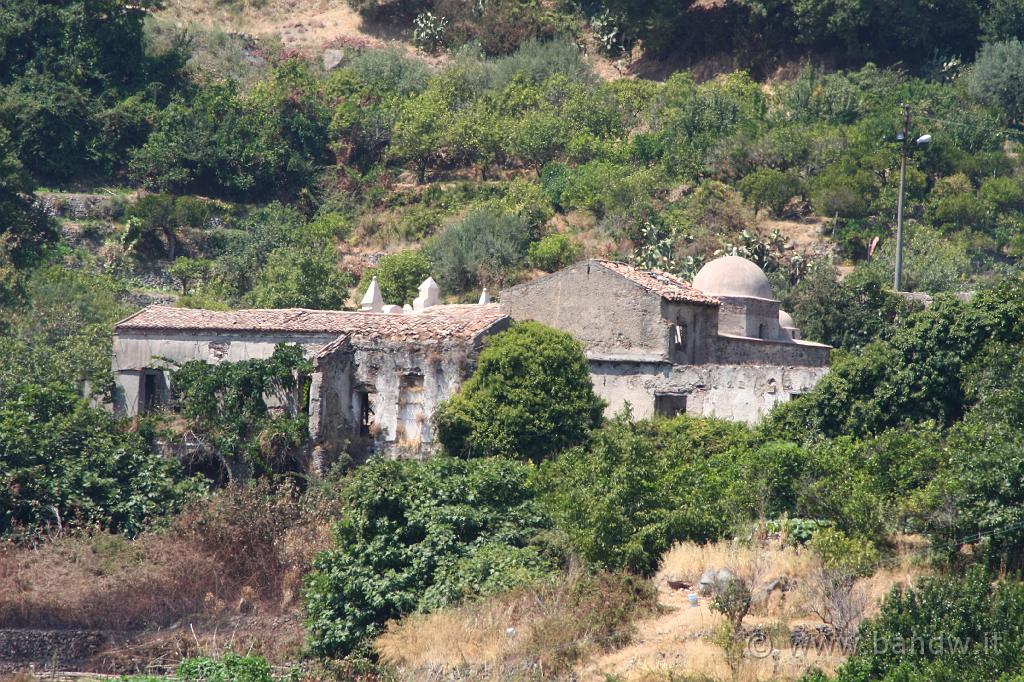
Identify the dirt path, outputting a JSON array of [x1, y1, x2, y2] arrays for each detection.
[[157, 0, 412, 55], [580, 582, 843, 681]]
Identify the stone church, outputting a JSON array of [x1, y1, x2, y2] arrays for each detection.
[[111, 256, 829, 461], [500, 256, 830, 423]]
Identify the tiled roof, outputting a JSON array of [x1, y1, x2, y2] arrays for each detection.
[[115, 304, 508, 343], [592, 260, 719, 305]]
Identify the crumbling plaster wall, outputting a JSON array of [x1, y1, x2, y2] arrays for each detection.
[[309, 339, 355, 472], [112, 330, 339, 415], [589, 359, 829, 423], [350, 341, 477, 459], [716, 296, 782, 339], [500, 262, 671, 358]]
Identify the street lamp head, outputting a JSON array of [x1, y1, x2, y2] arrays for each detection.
[[896, 132, 905, 141], [916, 134, 932, 145]]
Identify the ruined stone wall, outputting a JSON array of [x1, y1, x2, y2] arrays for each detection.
[[588, 359, 829, 423], [309, 340, 355, 472], [500, 262, 671, 359], [350, 340, 478, 459], [708, 334, 830, 367], [112, 330, 338, 415], [715, 296, 782, 339]]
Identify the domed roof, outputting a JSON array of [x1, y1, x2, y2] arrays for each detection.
[[692, 255, 774, 300], [779, 309, 796, 328]]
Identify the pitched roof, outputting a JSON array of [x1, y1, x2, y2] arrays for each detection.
[[592, 260, 719, 305], [115, 304, 508, 343]]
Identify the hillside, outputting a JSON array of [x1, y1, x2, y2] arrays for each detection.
[[5, 0, 1024, 680]]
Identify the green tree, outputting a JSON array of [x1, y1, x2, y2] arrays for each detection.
[[356, 250, 431, 306], [537, 413, 754, 574], [830, 568, 1024, 681], [503, 109, 567, 175], [0, 126, 54, 276], [981, 0, 1024, 43], [303, 456, 553, 657], [435, 321, 605, 462], [425, 206, 534, 292], [0, 383, 194, 536], [389, 85, 453, 183], [247, 246, 352, 310], [969, 39, 1024, 124], [167, 257, 212, 296], [527, 233, 582, 272], [738, 168, 805, 217]]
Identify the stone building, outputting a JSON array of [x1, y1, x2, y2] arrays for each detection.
[[112, 294, 509, 461], [111, 256, 828, 464], [499, 256, 830, 423]]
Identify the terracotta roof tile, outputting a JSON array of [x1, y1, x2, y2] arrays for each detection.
[[592, 260, 719, 305], [115, 304, 508, 343]]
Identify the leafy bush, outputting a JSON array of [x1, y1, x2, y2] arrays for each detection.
[[435, 321, 605, 462], [537, 413, 753, 575], [356, 250, 431, 306], [247, 246, 352, 310], [171, 344, 312, 478], [304, 456, 554, 657], [738, 167, 805, 217], [425, 206, 534, 291], [969, 38, 1024, 123], [178, 654, 296, 682], [828, 568, 1024, 682], [0, 384, 195, 536], [527, 233, 582, 271]]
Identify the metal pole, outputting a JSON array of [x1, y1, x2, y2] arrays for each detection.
[[894, 103, 910, 292]]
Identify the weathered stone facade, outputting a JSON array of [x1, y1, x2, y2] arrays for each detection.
[[111, 257, 829, 465], [500, 258, 830, 423], [112, 304, 509, 463]]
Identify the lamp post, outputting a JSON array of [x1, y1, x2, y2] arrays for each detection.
[[893, 103, 931, 292]]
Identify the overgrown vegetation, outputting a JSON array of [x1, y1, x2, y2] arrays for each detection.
[[7, 0, 1024, 678]]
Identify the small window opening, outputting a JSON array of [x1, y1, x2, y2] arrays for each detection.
[[356, 388, 374, 436], [758, 323, 766, 339], [654, 393, 687, 418], [401, 372, 424, 389], [674, 323, 687, 349]]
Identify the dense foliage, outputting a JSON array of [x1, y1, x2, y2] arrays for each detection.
[[171, 344, 312, 478], [809, 567, 1024, 681], [303, 456, 555, 657], [0, 383, 194, 536], [435, 321, 605, 463]]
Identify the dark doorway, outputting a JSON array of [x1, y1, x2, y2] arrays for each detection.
[[654, 393, 687, 418]]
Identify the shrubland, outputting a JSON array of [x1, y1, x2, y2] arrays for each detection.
[[7, 0, 1024, 679]]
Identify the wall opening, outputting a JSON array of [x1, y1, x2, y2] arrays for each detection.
[[758, 322, 766, 339], [140, 370, 166, 415], [356, 388, 375, 436], [654, 392, 687, 418]]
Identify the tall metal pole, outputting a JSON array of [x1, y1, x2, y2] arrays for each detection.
[[894, 103, 910, 292]]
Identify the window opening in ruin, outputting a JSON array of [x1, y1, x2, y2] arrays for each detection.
[[654, 392, 687, 418], [356, 388, 374, 436], [758, 323, 765, 339], [674, 323, 687, 349], [401, 372, 424, 390]]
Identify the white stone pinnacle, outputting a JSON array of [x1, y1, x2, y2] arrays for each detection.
[[413, 276, 439, 311], [360, 275, 384, 312]]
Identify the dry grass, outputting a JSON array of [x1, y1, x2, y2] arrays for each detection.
[[580, 537, 933, 681], [374, 570, 658, 680], [0, 481, 341, 672]]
